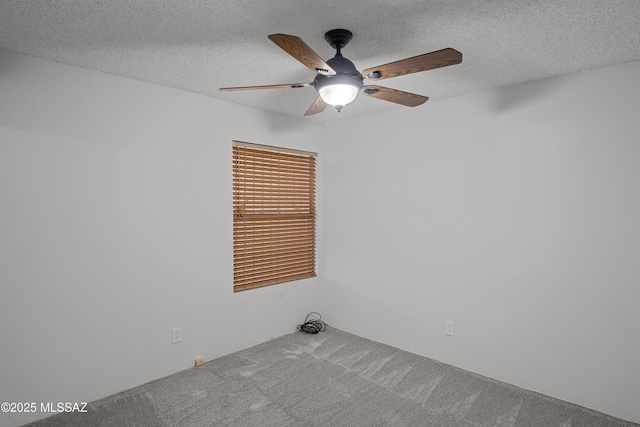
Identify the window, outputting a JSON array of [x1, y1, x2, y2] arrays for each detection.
[[232, 141, 317, 292]]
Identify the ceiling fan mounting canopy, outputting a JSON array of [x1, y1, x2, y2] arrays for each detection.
[[324, 29, 353, 51], [219, 29, 463, 116]]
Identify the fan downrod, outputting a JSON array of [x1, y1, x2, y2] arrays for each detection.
[[324, 29, 353, 52]]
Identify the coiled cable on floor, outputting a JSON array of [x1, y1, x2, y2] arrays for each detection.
[[297, 312, 326, 334]]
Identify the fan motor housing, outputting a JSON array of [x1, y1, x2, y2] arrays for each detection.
[[313, 55, 364, 91]]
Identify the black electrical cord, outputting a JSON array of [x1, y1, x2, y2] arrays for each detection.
[[297, 312, 326, 334]]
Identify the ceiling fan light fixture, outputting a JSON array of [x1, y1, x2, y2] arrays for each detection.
[[318, 83, 360, 110], [221, 30, 462, 116]]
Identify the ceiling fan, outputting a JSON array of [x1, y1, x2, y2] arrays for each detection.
[[219, 29, 462, 116]]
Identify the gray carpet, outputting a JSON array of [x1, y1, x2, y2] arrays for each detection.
[[27, 326, 638, 427]]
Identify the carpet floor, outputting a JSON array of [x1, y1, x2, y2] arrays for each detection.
[[27, 326, 638, 426]]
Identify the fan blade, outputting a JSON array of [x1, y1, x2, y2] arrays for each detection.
[[219, 83, 312, 92], [268, 34, 336, 75], [362, 48, 462, 80], [362, 85, 428, 107], [303, 96, 328, 116]]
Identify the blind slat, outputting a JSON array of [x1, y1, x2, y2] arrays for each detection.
[[234, 272, 316, 292], [234, 250, 315, 266], [234, 213, 315, 221], [235, 260, 316, 280]]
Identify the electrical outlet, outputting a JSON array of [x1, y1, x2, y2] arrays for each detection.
[[172, 327, 182, 344], [195, 356, 204, 367], [445, 321, 455, 337]]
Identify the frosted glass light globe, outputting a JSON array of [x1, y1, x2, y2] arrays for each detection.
[[318, 84, 359, 109]]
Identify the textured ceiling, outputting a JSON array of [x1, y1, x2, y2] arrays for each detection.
[[1, 0, 639, 121]]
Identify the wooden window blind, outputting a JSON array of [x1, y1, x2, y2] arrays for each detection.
[[232, 141, 317, 292]]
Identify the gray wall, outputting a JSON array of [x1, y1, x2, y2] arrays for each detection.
[[0, 51, 324, 427], [321, 60, 640, 423]]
